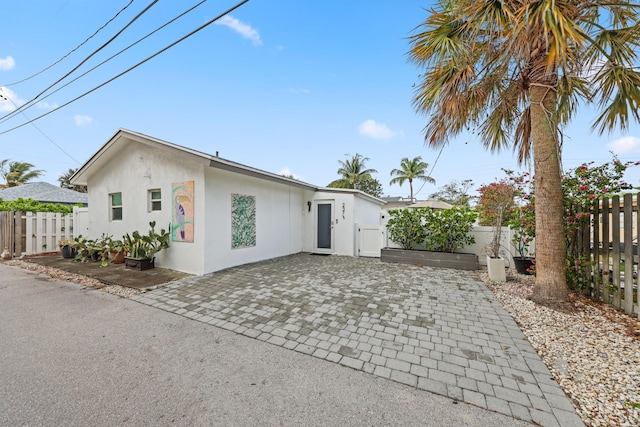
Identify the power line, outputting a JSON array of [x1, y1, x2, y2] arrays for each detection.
[[413, 143, 445, 198], [1, 0, 210, 120], [0, 0, 252, 136], [2, 0, 135, 88], [0, 0, 160, 125], [0, 87, 80, 164]]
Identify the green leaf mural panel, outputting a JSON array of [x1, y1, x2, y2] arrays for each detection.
[[231, 194, 256, 249]]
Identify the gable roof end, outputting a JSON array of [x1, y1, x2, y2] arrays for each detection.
[[71, 129, 318, 191]]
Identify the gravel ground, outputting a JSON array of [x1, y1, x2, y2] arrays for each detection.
[[480, 270, 640, 427], [8, 259, 640, 425], [6, 259, 141, 299]]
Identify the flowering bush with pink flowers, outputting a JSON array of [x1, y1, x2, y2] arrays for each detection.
[[490, 158, 639, 288]]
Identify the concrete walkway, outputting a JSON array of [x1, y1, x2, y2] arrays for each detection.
[[134, 253, 584, 426]]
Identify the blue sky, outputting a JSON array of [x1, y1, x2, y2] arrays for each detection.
[[1, 0, 639, 199]]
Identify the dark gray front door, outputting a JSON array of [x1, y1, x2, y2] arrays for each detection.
[[316, 201, 334, 251]]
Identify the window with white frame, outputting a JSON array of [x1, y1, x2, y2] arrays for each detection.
[[110, 192, 122, 221], [148, 189, 161, 212]]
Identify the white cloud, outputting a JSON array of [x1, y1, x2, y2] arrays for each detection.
[[74, 114, 93, 127], [0, 56, 15, 71], [278, 167, 300, 180], [358, 119, 395, 140], [0, 86, 24, 112], [215, 15, 262, 46], [608, 136, 640, 154], [37, 101, 58, 109]]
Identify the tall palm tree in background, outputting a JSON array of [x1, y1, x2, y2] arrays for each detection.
[[58, 168, 87, 193], [389, 156, 435, 202], [328, 153, 378, 190], [0, 159, 44, 187], [409, 1, 640, 303]]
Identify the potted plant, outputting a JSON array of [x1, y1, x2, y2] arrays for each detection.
[[124, 221, 170, 270], [477, 181, 517, 282], [106, 237, 127, 265], [509, 203, 535, 275], [59, 239, 76, 259], [485, 204, 508, 282]]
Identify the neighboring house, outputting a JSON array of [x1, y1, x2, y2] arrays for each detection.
[[0, 181, 88, 206], [380, 196, 414, 211], [70, 129, 383, 275], [408, 199, 453, 210]]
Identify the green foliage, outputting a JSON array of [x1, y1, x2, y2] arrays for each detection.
[[0, 159, 44, 187], [58, 168, 87, 193], [429, 179, 474, 207], [0, 198, 78, 214], [506, 157, 639, 289], [124, 221, 170, 259], [422, 206, 477, 253], [328, 153, 378, 190], [358, 175, 384, 198], [386, 208, 427, 250], [386, 207, 476, 253], [389, 156, 435, 201], [71, 234, 112, 266], [563, 158, 636, 290], [509, 202, 535, 257]]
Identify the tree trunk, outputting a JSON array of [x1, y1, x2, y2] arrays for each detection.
[[529, 84, 568, 303], [409, 179, 414, 202]]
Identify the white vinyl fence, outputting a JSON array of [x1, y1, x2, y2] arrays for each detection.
[[25, 212, 75, 254]]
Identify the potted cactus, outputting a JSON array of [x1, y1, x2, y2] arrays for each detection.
[[124, 221, 170, 270]]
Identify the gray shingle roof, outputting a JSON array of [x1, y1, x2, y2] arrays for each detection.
[[0, 182, 88, 205]]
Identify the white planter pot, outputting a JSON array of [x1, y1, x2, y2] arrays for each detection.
[[486, 256, 506, 282]]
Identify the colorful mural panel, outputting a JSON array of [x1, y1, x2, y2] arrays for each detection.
[[231, 193, 256, 249], [172, 181, 194, 242]]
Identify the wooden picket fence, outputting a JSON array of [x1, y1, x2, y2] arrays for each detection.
[[587, 193, 639, 316], [0, 211, 75, 257]]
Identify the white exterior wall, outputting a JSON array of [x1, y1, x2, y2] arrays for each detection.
[[86, 143, 207, 274], [202, 167, 313, 273], [354, 195, 384, 225]]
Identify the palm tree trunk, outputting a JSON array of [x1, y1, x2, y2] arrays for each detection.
[[529, 83, 568, 303], [409, 179, 414, 202]]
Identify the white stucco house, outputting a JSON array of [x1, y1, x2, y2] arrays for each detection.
[[71, 129, 384, 275]]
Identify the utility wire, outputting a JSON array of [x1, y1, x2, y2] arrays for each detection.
[[0, 88, 80, 164], [1, 0, 210, 118], [2, 0, 135, 88], [0, 0, 159, 125], [413, 143, 445, 198], [0, 0, 251, 136]]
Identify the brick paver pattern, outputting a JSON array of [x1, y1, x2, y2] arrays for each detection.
[[133, 253, 584, 426]]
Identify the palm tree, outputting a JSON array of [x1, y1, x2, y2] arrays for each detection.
[[328, 153, 378, 190], [409, 1, 640, 304], [58, 168, 87, 193], [0, 159, 44, 187], [389, 156, 435, 202]]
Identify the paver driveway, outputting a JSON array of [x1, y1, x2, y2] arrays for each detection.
[[134, 253, 583, 426]]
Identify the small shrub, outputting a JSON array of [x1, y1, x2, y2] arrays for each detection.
[[386, 208, 427, 250], [423, 206, 477, 253], [386, 207, 477, 253]]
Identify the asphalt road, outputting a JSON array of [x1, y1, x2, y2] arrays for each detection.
[[0, 264, 529, 426]]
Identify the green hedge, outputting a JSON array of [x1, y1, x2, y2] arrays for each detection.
[[0, 198, 80, 214]]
